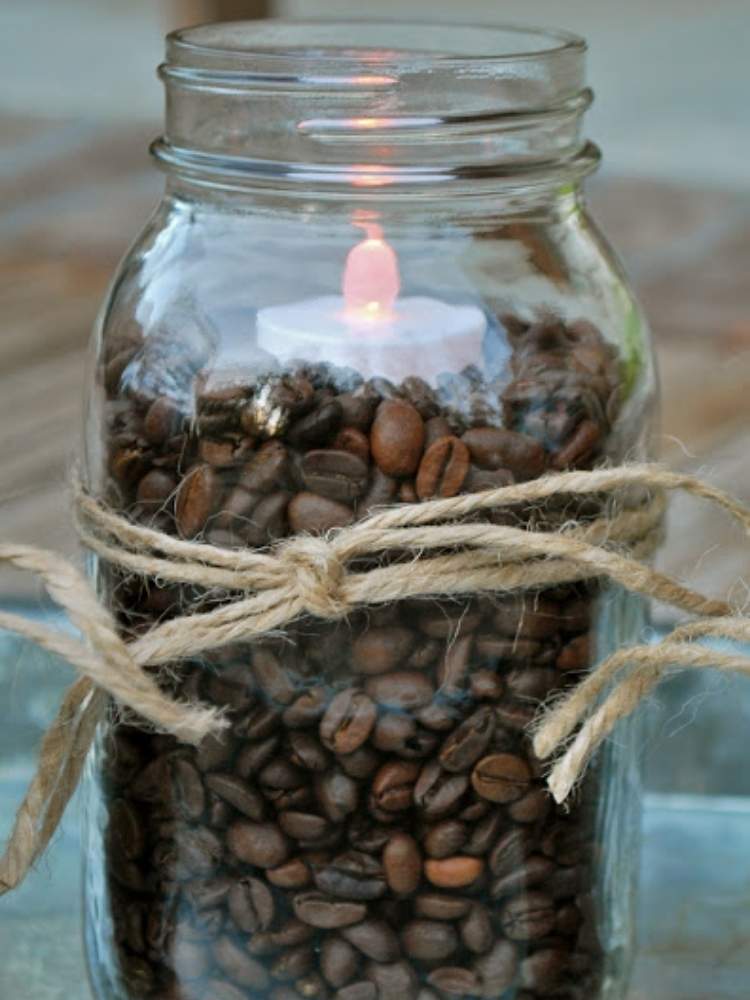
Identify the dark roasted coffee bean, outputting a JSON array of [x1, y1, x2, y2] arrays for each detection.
[[333, 427, 371, 464], [520, 948, 569, 992], [341, 919, 400, 962], [272, 945, 315, 981], [261, 758, 307, 791], [493, 597, 561, 640], [252, 646, 298, 704], [365, 672, 434, 710], [509, 788, 552, 824], [280, 811, 330, 842], [364, 960, 418, 1000], [175, 464, 220, 537], [473, 939, 519, 997], [423, 820, 467, 860], [491, 854, 556, 899], [352, 626, 414, 675], [288, 731, 330, 772], [402, 920, 458, 961], [423, 416, 452, 448], [506, 667, 558, 702], [489, 828, 534, 877], [108, 798, 145, 860], [460, 903, 494, 954], [371, 399, 425, 477], [540, 822, 586, 866], [382, 833, 421, 895], [270, 918, 316, 948], [463, 809, 503, 857], [313, 851, 386, 900], [288, 492, 354, 533], [414, 893, 471, 921], [372, 712, 415, 754], [322, 935, 361, 989], [316, 768, 359, 822], [228, 876, 275, 932], [236, 733, 280, 777], [414, 761, 469, 819], [288, 400, 343, 448], [416, 436, 470, 499], [214, 935, 271, 989], [471, 753, 532, 803], [335, 982, 377, 1000], [462, 426, 545, 480], [284, 687, 328, 728], [338, 746, 380, 780], [302, 449, 369, 501], [501, 892, 556, 940], [136, 469, 176, 508], [184, 876, 232, 912], [205, 773, 264, 820], [557, 633, 591, 672], [439, 706, 494, 772], [424, 856, 483, 889], [293, 892, 367, 929], [320, 690, 377, 754], [227, 821, 289, 868], [427, 967, 480, 997], [371, 760, 420, 813], [205, 981, 252, 1000]]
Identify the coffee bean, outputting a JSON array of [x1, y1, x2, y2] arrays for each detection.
[[302, 450, 369, 502], [293, 892, 367, 929], [364, 960, 418, 1000], [473, 940, 519, 997], [341, 918, 400, 962], [312, 851, 386, 901], [461, 427, 545, 480], [316, 768, 359, 822], [320, 690, 377, 754], [423, 416, 452, 449], [136, 469, 177, 507], [424, 857, 483, 889], [414, 761, 469, 819], [471, 753, 532, 803], [402, 919, 458, 960], [214, 935, 271, 989], [204, 773, 263, 820], [205, 981, 251, 1000], [283, 687, 328, 729], [371, 760, 420, 813], [175, 464, 220, 537], [322, 936, 361, 988], [520, 948, 568, 992], [416, 436, 469, 499], [414, 894, 472, 921], [382, 833, 421, 895], [335, 982, 377, 1000], [228, 876, 275, 932], [501, 892, 556, 940], [438, 706, 494, 772], [143, 396, 183, 444], [371, 400, 425, 477], [268, 858, 312, 890], [557, 633, 590, 672], [227, 821, 290, 868], [288, 400, 343, 448], [271, 945, 315, 981], [333, 427, 371, 464], [108, 799, 146, 860], [423, 820, 466, 860], [280, 811, 330, 842], [509, 788, 551, 824], [352, 627, 414, 675], [427, 967, 480, 996], [365, 672, 434, 710], [288, 492, 354, 534]]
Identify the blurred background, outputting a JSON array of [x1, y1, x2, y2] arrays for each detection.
[[1, 2, 749, 999]]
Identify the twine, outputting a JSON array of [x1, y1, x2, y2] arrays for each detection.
[[1, 462, 750, 896]]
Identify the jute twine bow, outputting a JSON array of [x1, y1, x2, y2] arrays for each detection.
[[2, 462, 750, 897]]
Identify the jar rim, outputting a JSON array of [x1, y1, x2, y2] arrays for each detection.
[[167, 19, 586, 72]]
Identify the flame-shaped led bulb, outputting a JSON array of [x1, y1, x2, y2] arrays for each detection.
[[343, 227, 400, 321]]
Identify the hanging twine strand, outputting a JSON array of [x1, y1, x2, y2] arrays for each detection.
[[1, 462, 750, 896]]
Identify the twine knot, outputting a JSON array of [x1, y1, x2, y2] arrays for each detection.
[[280, 535, 348, 620]]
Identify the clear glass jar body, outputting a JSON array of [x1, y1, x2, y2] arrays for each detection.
[[82, 22, 656, 1000]]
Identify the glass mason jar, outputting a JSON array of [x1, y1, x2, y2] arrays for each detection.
[[82, 21, 657, 1000]]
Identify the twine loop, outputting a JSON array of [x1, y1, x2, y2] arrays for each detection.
[[1, 461, 750, 897]]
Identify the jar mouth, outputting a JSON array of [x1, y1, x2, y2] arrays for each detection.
[[167, 20, 586, 71], [158, 19, 596, 197]]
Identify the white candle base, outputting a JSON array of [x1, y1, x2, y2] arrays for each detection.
[[256, 296, 487, 383]]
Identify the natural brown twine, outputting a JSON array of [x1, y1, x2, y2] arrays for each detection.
[[2, 462, 750, 896]]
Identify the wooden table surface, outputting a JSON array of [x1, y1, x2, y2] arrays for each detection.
[[1, 113, 749, 602]]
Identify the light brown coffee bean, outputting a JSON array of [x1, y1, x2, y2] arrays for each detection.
[[471, 753, 532, 803], [424, 857, 484, 889], [175, 464, 220, 537], [371, 399, 425, 477], [227, 821, 290, 868], [382, 833, 422, 895], [416, 436, 470, 499]]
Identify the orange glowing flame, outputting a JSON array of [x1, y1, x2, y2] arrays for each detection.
[[343, 225, 400, 322]]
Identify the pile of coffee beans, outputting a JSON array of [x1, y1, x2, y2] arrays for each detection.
[[95, 314, 623, 1000]]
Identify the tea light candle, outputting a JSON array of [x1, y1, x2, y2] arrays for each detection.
[[256, 228, 487, 382]]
